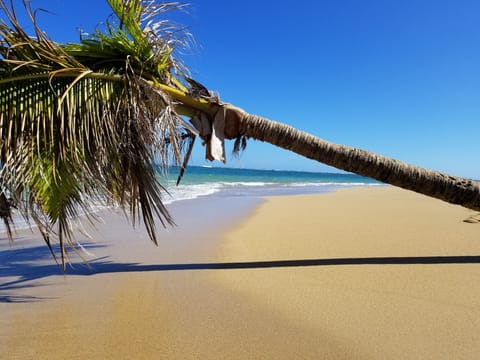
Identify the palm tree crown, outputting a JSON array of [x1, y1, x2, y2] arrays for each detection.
[[0, 0, 200, 267]]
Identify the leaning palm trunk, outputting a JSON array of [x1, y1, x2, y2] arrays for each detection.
[[216, 106, 480, 211], [177, 100, 480, 211]]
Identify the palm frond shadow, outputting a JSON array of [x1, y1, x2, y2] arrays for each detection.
[[0, 243, 107, 302], [2, 243, 480, 303]]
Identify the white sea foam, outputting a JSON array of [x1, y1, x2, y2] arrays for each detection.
[[286, 182, 385, 187], [0, 176, 383, 234], [221, 181, 274, 187], [161, 180, 384, 204], [162, 183, 224, 204]]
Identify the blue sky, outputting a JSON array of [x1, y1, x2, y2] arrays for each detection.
[[11, 0, 480, 178]]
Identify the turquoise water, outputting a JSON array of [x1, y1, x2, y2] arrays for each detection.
[[158, 165, 383, 204], [0, 165, 382, 232]]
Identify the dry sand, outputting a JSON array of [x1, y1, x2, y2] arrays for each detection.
[[2, 187, 480, 359]]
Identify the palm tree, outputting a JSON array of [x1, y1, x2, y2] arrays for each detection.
[[0, 0, 478, 267]]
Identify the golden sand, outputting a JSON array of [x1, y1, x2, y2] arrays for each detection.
[[2, 187, 480, 359]]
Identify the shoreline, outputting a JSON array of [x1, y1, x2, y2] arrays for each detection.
[[2, 186, 480, 359]]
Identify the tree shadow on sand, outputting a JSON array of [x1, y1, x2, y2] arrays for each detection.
[[2, 243, 480, 303], [0, 243, 108, 302]]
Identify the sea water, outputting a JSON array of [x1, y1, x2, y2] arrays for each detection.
[[159, 165, 382, 204], [0, 166, 383, 232]]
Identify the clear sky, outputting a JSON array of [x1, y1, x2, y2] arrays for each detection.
[[11, 0, 480, 178]]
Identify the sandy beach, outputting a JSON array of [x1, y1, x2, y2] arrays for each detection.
[[1, 186, 480, 359]]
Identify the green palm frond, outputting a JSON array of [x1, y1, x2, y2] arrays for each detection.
[[0, 70, 184, 267], [63, 0, 189, 84], [0, 0, 193, 268]]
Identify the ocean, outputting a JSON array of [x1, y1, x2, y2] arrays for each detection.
[[0, 166, 383, 232], [159, 165, 382, 204]]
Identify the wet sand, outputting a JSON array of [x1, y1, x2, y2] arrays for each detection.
[[2, 187, 480, 359]]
